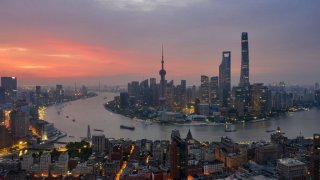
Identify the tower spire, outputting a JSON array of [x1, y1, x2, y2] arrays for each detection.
[[159, 44, 167, 109], [161, 44, 164, 69]]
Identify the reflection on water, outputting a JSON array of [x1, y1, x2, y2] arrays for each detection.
[[46, 92, 320, 142]]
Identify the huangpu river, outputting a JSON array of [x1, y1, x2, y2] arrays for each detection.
[[46, 92, 320, 143]]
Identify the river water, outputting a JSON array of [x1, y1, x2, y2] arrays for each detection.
[[46, 92, 320, 143]]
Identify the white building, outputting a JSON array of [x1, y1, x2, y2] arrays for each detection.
[[203, 160, 224, 175], [21, 153, 34, 171], [277, 158, 306, 180]]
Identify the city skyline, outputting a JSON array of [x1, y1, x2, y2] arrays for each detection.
[[0, 0, 320, 86]]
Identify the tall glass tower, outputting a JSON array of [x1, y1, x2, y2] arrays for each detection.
[[219, 51, 231, 107], [240, 32, 250, 87]]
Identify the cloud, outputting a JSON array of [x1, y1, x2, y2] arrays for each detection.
[[17, 65, 49, 69], [97, 0, 202, 11], [44, 54, 74, 58], [0, 47, 28, 52]]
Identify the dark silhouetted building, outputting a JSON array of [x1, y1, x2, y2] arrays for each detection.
[[315, 90, 320, 106], [0, 87, 5, 104], [159, 46, 167, 108], [240, 32, 250, 87], [312, 134, 320, 180], [55, 84, 64, 102], [1, 76, 17, 102], [10, 110, 29, 140], [170, 130, 188, 179], [0, 125, 13, 148], [219, 51, 231, 108], [119, 92, 129, 109], [209, 76, 219, 106], [36, 86, 41, 95], [255, 144, 280, 165], [150, 78, 157, 88]]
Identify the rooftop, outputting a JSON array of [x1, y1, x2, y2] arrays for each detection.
[[278, 158, 305, 166]]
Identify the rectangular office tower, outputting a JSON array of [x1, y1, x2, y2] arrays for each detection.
[[312, 134, 320, 180], [240, 32, 250, 87], [1, 77, 18, 102], [200, 75, 210, 103], [219, 51, 231, 108]]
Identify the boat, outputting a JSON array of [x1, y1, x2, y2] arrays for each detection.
[[266, 130, 275, 133], [93, 129, 104, 132], [66, 116, 69, 118], [72, 119, 76, 122], [120, 125, 135, 130], [144, 119, 153, 125], [225, 125, 237, 132]]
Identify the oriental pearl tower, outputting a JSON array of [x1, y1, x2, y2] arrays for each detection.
[[159, 45, 166, 109]]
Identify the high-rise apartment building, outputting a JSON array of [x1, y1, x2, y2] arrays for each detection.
[[250, 83, 271, 116], [200, 75, 210, 103]]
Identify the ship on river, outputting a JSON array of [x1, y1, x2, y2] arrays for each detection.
[[120, 125, 135, 130]]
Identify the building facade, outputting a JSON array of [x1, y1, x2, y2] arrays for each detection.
[[219, 51, 231, 108]]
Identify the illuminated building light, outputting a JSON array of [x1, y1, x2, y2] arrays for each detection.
[[42, 130, 48, 141], [38, 106, 46, 120]]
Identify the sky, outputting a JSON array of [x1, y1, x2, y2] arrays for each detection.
[[0, 0, 319, 86]]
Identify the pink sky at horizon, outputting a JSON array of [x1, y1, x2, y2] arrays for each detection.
[[0, 0, 319, 86]]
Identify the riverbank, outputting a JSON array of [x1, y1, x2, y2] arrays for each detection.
[[45, 92, 320, 142], [103, 99, 312, 126]]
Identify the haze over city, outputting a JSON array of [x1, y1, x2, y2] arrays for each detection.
[[0, 0, 319, 86]]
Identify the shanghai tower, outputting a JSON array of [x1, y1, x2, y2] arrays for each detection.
[[240, 32, 250, 87]]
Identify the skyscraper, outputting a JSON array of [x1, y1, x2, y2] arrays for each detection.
[[209, 76, 219, 106], [170, 130, 188, 179], [10, 110, 29, 140], [240, 32, 250, 87], [312, 134, 320, 180], [0, 87, 5, 104], [219, 51, 231, 108], [159, 45, 167, 108], [250, 83, 271, 116], [200, 75, 210, 103], [55, 84, 64, 103], [1, 77, 17, 101]]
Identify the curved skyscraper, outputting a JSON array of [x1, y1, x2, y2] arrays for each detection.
[[240, 32, 250, 87]]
